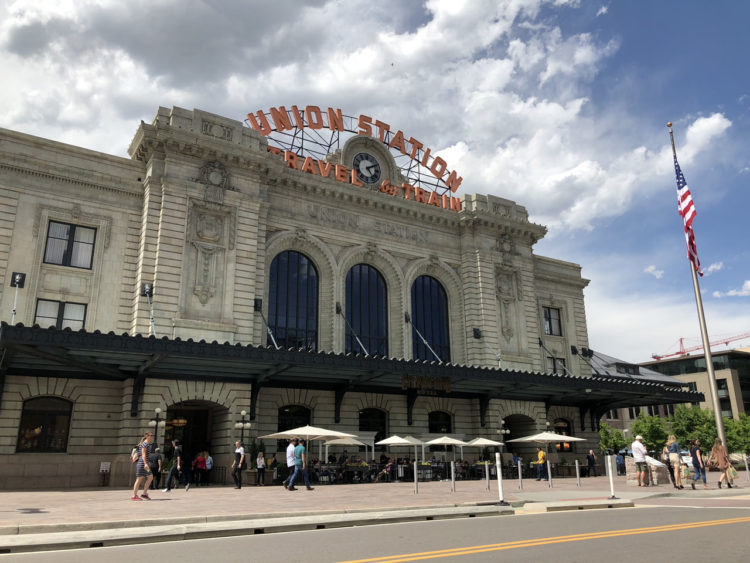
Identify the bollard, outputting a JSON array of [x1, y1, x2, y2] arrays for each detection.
[[485, 460, 490, 491], [547, 459, 553, 488], [414, 460, 418, 495], [517, 459, 523, 490], [607, 455, 618, 499], [495, 452, 509, 505], [575, 459, 581, 487], [450, 460, 456, 493], [744, 456, 750, 482]]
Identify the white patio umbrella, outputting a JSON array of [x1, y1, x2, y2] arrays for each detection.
[[260, 425, 358, 441], [506, 431, 586, 444], [424, 435, 469, 462], [260, 425, 358, 462], [376, 435, 422, 462], [466, 437, 505, 447], [324, 437, 366, 464]]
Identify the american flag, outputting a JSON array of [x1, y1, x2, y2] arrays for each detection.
[[673, 155, 703, 276]]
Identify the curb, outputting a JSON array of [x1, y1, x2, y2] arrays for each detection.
[[0, 505, 514, 554]]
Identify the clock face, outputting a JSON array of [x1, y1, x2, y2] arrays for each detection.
[[353, 152, 382, 184]]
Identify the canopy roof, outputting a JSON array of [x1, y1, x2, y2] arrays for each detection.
[[0, 323, 703, 417]]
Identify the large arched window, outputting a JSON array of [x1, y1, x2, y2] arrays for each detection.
[[268, 251, 318, 349], [428, 411, 453, 434], [359, 408, 387, 450], [553, 418, 573, 452], [411, 275, 450, 362], [16, 397, 72, 453], [277, 405, 311, 452], [345, 264, 388, 356]]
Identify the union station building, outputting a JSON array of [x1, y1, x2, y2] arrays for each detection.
[[0, 106, 701, 488]]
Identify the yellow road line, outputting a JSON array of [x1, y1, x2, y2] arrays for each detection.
[[338, 516, 750, 563]]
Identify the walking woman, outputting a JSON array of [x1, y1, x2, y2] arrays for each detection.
[[708, 437, 732, 488], [662, 444, 677, 488], [256, 450, 266, 486], [690, 438, 708, 490], [666, 435, 683, 489], [132, 431, 154, 500]]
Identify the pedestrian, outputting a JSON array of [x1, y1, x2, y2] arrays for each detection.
[[615, 452, 625, 476], [205, 451, 213, 486], [131, 431, 154, 500], [586, 450, 598, 477], [661, 444, 677, 488], [708, 437, 732, 489], [149, 447, 163, 490], [192, 452, 207, 486], [162, 439, 189, 492], [690, 438, 707, 490], [535, 447, 547, 481], [256, 450, 266, 486], [282, 438, 298, 489], [666, 435, 683, 489], [632, 435, 648, 487], [231, 440, 245, 489], [289, 438, 314, 491]]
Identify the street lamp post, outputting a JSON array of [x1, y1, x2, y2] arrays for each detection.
[[234, 410, 251, 446], [148, 407, 166, 449]]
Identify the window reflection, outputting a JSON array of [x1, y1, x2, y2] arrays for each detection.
[[411, 275, 450, 362], [346, 264, 388, 356], [268, 251, 318, 349]]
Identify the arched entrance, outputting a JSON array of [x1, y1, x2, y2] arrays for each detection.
[[164, 400, 228, 460], [503, 414, 537, 458]]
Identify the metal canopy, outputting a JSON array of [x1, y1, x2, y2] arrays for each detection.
[[0, 323, 703, 412]]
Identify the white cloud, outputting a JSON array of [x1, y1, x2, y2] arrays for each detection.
[[596, 6, 608, 17], [713, 280, 750, 298], [703, 262, 723, 276], [644, 265, 664, 279]]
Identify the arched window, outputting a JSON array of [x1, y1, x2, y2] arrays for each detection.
[[16, 397, 72, 453], [277, 405, 311, 452], [554, 418, 573, 452], [345, 264, 388, 356], [359, 408, 387, 450], [428, 411, 452, 434], [411, 275, 450, 362], [268, 251, 318, 349]]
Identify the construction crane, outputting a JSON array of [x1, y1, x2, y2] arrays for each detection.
[[651, 332, 750, 360]]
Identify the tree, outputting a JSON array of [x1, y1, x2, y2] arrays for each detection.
[[725, 414, 750, 454], [668, 406, 717, 450], [630, 414, 668, 453], [599, 422, 627, 454]]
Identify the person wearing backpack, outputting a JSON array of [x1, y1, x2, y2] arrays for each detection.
[[205, 451, 214, 486], [131, 431, 154, 500]]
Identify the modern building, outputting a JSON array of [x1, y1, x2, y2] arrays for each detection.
[[642, 348, 750, 419], [0, 105, 701, 488]]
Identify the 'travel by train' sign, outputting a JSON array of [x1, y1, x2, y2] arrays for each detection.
[[245, 105, 463, 212]]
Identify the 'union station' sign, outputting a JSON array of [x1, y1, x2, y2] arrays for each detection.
[[246, 105, 463, 212]]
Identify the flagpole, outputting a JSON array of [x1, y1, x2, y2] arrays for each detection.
[[667, 122, 726, 448]]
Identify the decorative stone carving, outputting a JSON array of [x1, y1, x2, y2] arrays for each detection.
[[199, 161, 232, 203], [496, 267, 522, 352]]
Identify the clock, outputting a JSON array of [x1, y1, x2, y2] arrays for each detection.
[[353, 152, 382, 184]]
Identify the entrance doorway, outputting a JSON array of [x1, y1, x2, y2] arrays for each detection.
[[164, 401, 216, 461]]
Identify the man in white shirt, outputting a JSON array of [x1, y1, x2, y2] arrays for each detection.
[[282, 438, 298, 489], [631, 435, 648, 487]]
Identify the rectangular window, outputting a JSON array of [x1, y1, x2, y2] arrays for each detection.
[[34, 300, 86, 330], [546, 356, 566, 374], [647, 405, 658, 416], [543, 307, 562, 336], [664, 404, 675, 416], [628, 406, 641, 419], [44, 221, 96, 269], [608, 409, 620, 420]]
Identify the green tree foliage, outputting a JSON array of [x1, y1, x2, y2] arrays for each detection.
[[630, 414, 668, 453], [725, 414, 750, 454], [668, 406, 717, 449], [599, 422, 628, 454]]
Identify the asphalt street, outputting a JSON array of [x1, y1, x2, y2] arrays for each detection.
[[6, 503, 750, 563]]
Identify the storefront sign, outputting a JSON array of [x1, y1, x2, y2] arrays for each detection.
[[401, 375, 451, 395]]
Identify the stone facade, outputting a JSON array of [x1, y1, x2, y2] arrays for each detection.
[[0, 107, 600, 488]]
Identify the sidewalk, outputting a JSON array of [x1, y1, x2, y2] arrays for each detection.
[[0, 475, 745, 554]]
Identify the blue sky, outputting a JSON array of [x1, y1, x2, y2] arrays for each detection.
[[1, 0, 747, 362]]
